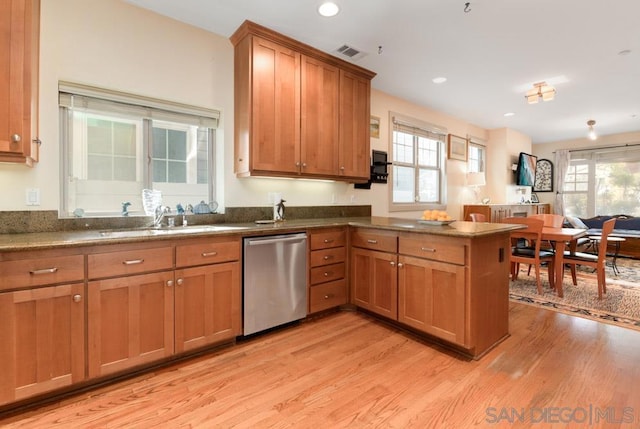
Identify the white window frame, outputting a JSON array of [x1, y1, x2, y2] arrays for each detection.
[[468, 138, 486, 174], [388, 112, 447, 212], [59, 82, 220, 218]]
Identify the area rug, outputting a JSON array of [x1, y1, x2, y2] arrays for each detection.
[[509, 257, 640, 331]]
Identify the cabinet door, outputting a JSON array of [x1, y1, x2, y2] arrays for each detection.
[[250, 36, 300, 174], [0, 0, 39, 165], [0, 283, 84, 405], [88, 271, 174, 378], [339, 70, 370, 180], [301, 55, 339, 176], [174, 262, 241, 353], [350, 247, 398, 319], [398, 255, 466, 345]]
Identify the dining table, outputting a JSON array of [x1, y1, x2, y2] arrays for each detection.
[[541, 226, 588, 297]]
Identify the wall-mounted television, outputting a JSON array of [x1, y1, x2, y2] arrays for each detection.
[[516, 152, 537, 186]]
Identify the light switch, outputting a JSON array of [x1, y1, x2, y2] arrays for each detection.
[[26, 188, 40, 206]]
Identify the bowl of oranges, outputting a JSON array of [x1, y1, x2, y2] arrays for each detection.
[[418, 209, 454, 225]]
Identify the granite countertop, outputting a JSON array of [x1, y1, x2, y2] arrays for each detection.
[[0, 216, 521, 252]]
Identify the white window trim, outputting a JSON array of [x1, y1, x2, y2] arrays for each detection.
[[387, 111, 448, 213]]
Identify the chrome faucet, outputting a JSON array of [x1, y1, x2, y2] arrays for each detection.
[[154, 205, 170, 228]]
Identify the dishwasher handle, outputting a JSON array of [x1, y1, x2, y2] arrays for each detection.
[[246, 235, 307, 246]]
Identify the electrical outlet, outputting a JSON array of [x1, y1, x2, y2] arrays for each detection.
[[26, 188, 40, 206]]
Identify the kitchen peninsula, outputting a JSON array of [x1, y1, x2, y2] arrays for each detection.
[[0, 216, 519, 412]]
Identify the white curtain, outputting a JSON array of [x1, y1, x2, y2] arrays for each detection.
[[553, 149, 571, 215]]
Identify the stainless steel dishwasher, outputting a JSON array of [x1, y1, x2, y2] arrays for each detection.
[[243, 232, 308, 335]]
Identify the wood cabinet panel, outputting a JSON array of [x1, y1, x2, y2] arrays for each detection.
[[309, 279, 347, 314], [398, 234, 466, 266], [176, 237, 241, 268], [350, 228, 398, 253], [0, 0, 39, 165], [0, 254, 84, 290], [398, 255, 466, 345], [0, 283, 84, 405], [310, 262, 345, 285], [87, 271, 174, 378], [310, 228, 346, 250], [175, 262, 241, 353], [87, 245, 173, 279], [350, 247, 398, 320], [339, 70, 370, 179], [300, 55, 339, 176]]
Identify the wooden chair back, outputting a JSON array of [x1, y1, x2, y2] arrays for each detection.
[[529, 213, 565, 228], [469, 213, 486, 222]]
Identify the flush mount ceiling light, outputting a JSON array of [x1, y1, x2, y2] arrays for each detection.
[[525, 81, 556, 104], [432, 77, 447, 84], [318, 2, 340, 17], [587, 119, 597, 140]]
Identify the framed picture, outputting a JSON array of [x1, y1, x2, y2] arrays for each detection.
[[533, 158, 554, 192], [530, 193, 539, 203], [447, 134, 468, 161], [370, 116, 380, 139]]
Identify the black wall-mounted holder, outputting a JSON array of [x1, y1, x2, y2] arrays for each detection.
[[354, 150, 390, 189]]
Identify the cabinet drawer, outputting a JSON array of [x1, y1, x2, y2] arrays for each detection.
[[310, 262, 345, 285], [88, 246, 173, 279], [176, 238, 240, 268], [309, 279, 347, 313], [0, 255, 84, 290], [350, 229, 397, 253], [399, 234, 466, 265], [310, 247, 345, 267], [310, 229, 346, 250]]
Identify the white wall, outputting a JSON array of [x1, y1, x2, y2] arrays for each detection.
[[0, 0, 524, 222]]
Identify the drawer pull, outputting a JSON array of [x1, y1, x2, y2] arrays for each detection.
[[324, 294, 334, 299], [323, 255, 333, 260], [421, 247, 436, 252], [367, 239, 378, 244], [390, 261, 395, 266], [29, 267, 58, 275], [323, 238, 334, 243], [324, 271, 332, 277], [167, 280, 174, 287], [176, 278, 184, 286], [122, 259, 144, 265], [73, 294, 82, 303], [201, 251, 218, 257]]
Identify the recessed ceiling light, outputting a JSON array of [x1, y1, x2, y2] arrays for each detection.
[[504, 112, 515, 117], [432, 77, 447, 84], [318, 2, 340, 17]]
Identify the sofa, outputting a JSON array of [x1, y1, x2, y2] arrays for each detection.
[[566, 215, 640, 259]]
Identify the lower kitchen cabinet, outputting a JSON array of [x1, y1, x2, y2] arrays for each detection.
[[350, 246, 398, 320], [308, 228, 347, 313], [175, 262, 241, 353], [398, 256, 466, 345], [0, 283, 85, 405], [88, 271, 175, 378]]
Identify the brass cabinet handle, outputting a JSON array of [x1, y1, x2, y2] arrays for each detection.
[[201, 251, 218, 257], [176, 278, 184, 286], [324, 294, 334, 299], [29, 267, 58, 275], [167, 280, 174, 287], [421, 247, 436, 252], [390, 261, 395, 266], [323, 238, 334, 243], [367, 239, 378, 244], [323, 255, 333, 260], [122, 259, 144, 265], [73, 294, 82, 303], [397, 263, 404, 268], [11, 134, 21, 143], [324, 271, 332, 277]]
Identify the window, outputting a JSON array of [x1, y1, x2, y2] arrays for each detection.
[[59, 82, 219, 217], [467, 139, 486, 174], [563, 146, 640, 217], [390, 113, 447, 211]]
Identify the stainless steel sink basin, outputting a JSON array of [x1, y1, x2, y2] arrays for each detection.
[[97, 224, 248, 238]]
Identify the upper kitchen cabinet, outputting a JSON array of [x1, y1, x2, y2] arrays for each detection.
[[230, 20, 375, 182], [0, 0, 40, 166]]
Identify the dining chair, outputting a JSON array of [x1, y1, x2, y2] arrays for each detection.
[[562, 218, 616, 299], [502, 217, 556, 294], [526, 213, 565, 274], [469, 213, 486, 222]]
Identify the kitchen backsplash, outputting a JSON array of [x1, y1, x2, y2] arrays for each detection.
[[0, 205, 372, 234]]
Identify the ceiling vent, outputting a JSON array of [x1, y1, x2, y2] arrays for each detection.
[[335, 44, 366, 60]]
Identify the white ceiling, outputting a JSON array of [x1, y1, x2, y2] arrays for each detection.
[[125, 0, 640, 144]]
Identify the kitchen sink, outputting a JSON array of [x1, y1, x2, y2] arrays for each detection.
[[97, 224, 248, 238]]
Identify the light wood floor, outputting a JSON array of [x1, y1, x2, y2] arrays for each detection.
[[2, 303, 640, 428]]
